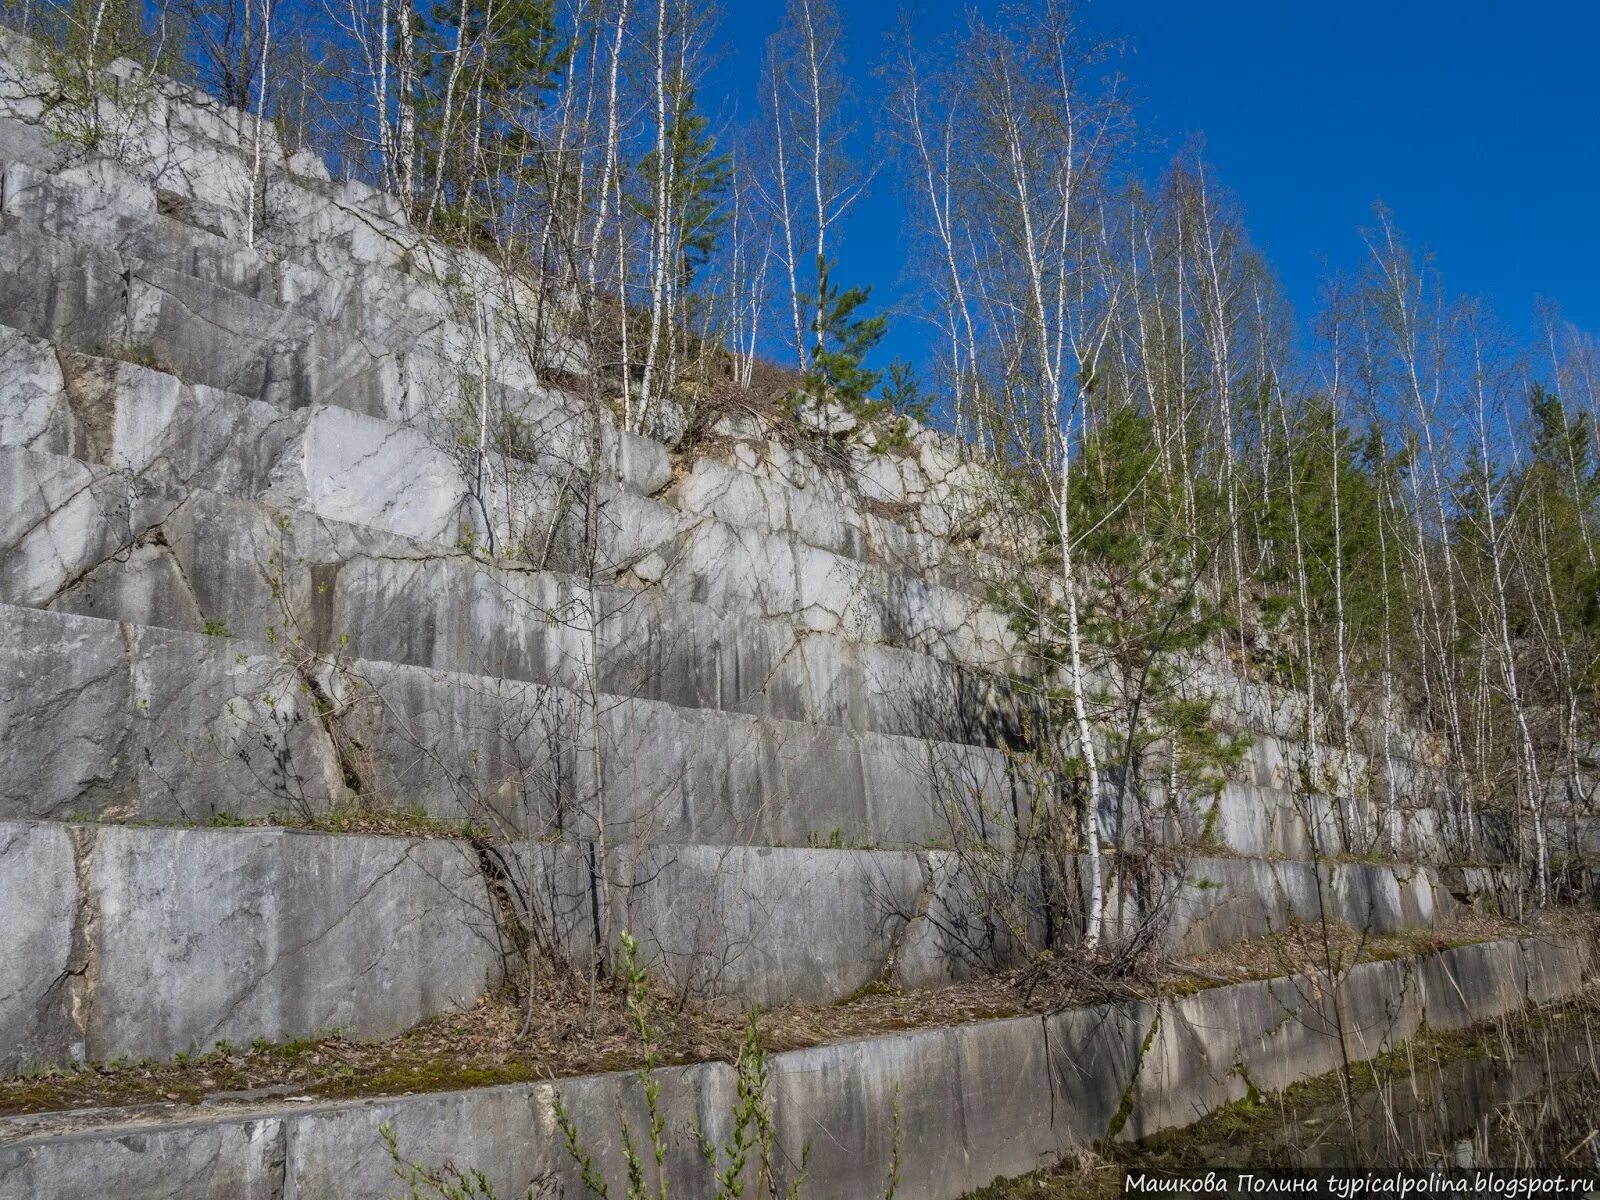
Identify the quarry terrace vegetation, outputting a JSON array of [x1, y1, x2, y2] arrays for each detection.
[[0, 0, 1596, 1196]]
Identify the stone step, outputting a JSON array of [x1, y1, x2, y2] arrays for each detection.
[[1111, 779, 1452, 863], [0, 443, 1031, 749], [522, 840, 1463, 1010], [0, 321, 971, 593], [0, 933, 1584, 1200], [0, 215, 668, 492], [0, 144, 991, 581], [1228, 726, 1449, 807], [0, 324, 1017, 668], [0, 601, 1014, 848], [0, 121, 368, 325], [0, 813, 1463, 1073], [1181, 656, 1452, 766], [0, 27, 319, 187], [0, 120, 1500, 774], [0, 36, 708, 485], [664, 439, 1004, 593], [0, 212, 1012, 605], [1107, 765, 1589, 867], [0, 157, 502, 387], [0, 120, 1474, 771], [0, 442, 1461, 804], [0, 123, 667, 481], [0, 76, 623, 462], [0, 329, 681, 564], [1, 601, 1486, 878], [677, 425, 1454, 788], [0, 68, 1493, 777], [706, 405, 1002, 544]]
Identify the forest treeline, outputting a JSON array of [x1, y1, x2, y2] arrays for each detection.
[[5, 0, 1597, 917]]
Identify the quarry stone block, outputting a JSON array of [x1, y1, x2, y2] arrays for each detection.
[[0, 1115, 285, 1200], [285, 1062, 736, 1200], [1417, 939, 1526, 1032], [0, 821, 504, 1071], [770, 1025, 977, 1199], [0, 602, 346, 823], [602, 843, 927, 1005], [1043, 1001, 1155, 1147], [1123, 980, 1261, 1139], [0, 324, 65, 452], [84, 824, 499, 1062], [0, 823, 80, 1071], [0, 601, 1033, 850]]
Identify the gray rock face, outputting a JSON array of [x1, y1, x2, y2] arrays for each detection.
[[0, 1116, 287, 1200], [0, 601, 1026, 846], [1139, 854, 1454, 955], [774, 1018, 1048, 1197], [0, 602, 346, 823], [0, 436, 1020, 708], [0, 443, 1446, 819], [0, 443, 1037, 747], [0, 325, 65, 450], [1118, 934, 1588, 1142], [0, 798, 1466, 1072], [89, 825, 496, 1060], [0, 821, 499, 1068], [0, 824, 79, 1070]]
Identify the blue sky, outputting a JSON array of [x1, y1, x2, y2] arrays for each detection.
[[709, 0, 1600, 375]]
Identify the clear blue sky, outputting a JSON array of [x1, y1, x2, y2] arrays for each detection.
[[709, 0, 1600, 375]]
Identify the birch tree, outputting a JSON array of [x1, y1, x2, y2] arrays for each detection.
[[903, 0, 1131, 950], [758, 0, 869, 377]]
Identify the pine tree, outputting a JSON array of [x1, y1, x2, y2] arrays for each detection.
[[415, 0, 566, 226], [635, 75, 730, 293], [803, 255, 886, 416]]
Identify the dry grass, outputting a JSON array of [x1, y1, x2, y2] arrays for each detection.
[[201, 803, 495, 840], [1165, 909, 1539, 987]]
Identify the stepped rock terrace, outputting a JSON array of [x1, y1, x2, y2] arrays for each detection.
[[0, 23, 1594, 1200]]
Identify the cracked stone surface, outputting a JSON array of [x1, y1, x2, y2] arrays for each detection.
[[0, 325, 66, 451], [0, 820, 499, 1068], [0, 823, 78, 1072], [0, 442, 1050, 747], [0, 1115, 286, 1200], [89, 823, 498, 1061], [0, 601, 1032, 843]]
